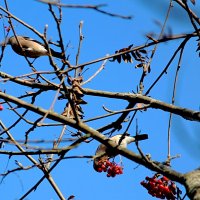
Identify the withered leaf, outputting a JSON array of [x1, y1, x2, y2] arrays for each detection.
[[135, 51, 146, 62], [61, 106, 71, 117], [76, 105, 84, 114], [116, 55, 121, 63], [135, 63, 144, 68], [126, 53, 133, 63], [110, 44, 148, 64], [131, 51, 141, 61], [122, 53, 133, 63], [75, 98, 87, 105], [110, 56, 117, 62], [73, 86, 84, 97], [71, 77, 84, 97], [67, 195, 75, 200], [148, 65, 151, 73], [128, 44, 133, 49], [135, 51, 142, 59], [122, 54, 128, 63], [119, 47, 128, 52], [139, 49, 147, 54]]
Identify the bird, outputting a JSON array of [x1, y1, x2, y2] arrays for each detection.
[[7, 35, 63, 59], [93, 133, 148, 171]]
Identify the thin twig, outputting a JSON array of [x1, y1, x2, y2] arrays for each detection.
[[181, 0, 200, 39], [1, 155, 92, 178], [84, 104, 150, 123], [145, 37, 189, 95], [19, 134, 90, 200], [173, 0, 200, 25], [75, 20, 84, 77], [45, 125, 67, 169], [38, 1, 132, 19], [39, 76, 65, 124], [81, 56, 108, 85], [60, 32, 197, 74], [167, 42, 185, 162], [0, 119, 66, 200], [48, 4, 67, 61], [145, 0, 173, 76]]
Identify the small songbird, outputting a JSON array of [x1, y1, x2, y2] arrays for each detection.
[[93, 133, 148, 171], [7, 36, 63, 59]]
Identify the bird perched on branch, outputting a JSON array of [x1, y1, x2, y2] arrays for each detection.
[[93, 133, 148, 171], [7, 36, 63, 59]]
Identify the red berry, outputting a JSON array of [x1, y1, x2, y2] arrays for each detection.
[[165, 192, 175, 200], [107, 173, 111, 177], [105, 160, 111, 166], [103, 168, 107, 172], [158, 184, 166, 192], [0, 104, 3, 111], [156, 179, 163, 185], [149, 181, 156, 189], [169, 182, 177, 193], [162, 186, 170, 195], [161, 176, 169, 182], [101, 164, 106, 169], [140, 181, 146, 186], [145, 176, 150, 181], [155, 192, 163, 198], [97, 167, 103, 172], [148, 190, 156, 197]]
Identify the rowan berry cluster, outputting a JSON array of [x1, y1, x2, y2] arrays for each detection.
[[96, 160, 123, 177], [140, 174, 178, 199]]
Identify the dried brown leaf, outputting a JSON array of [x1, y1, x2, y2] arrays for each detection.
[[122, 54, 128, 63], [75, 98, 87, 105], [135, 63, 144, 68], [131, 51, 141, 61], [126, 53, 133, 63], [139, 49, 147, 54], [67, 195, 75, 200], [116, 55, 122, 63]]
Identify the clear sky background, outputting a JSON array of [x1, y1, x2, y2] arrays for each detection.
[[0, 0, 200, 200]]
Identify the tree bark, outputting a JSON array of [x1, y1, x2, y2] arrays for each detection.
[[184, 169, 200, 200]]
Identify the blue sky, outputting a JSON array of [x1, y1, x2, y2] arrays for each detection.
[[0, 0, 200, 199]]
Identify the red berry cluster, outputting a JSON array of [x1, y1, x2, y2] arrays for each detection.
[[96, 160, 123, 177], [140, 174, 177, 199]]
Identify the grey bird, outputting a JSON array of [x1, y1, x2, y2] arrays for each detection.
[[93, 133, 148, 171], [8, 36, 63, 59]]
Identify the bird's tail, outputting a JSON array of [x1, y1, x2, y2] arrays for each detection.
[[134, 134, 148, 141], [50, 48, 64, 59]]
